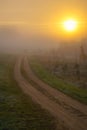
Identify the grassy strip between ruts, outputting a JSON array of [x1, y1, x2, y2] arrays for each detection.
[[29, 60, 87, 105], [0, 55, 57, 130]]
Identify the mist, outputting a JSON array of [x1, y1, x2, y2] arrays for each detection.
[[0, 25, 59, 53], [0, 25, 87, 61]]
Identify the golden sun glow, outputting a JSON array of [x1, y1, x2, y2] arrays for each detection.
[[63, 19, 77, 32]]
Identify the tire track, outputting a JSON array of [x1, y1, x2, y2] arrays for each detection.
[[23, 57, 87, 117], [14, 57, 87, 130]]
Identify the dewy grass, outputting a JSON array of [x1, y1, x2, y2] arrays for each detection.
[[0, 55, 57, 130], [30, 60, 87, 104]]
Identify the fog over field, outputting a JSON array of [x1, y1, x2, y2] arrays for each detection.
[[0, 25, 87, 60], [0, 25, 59, 53]]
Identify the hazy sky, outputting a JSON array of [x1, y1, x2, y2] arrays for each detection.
[[0, 0, 87, 53], [0, 0, 86, 23], [0, 0, 87, 37]]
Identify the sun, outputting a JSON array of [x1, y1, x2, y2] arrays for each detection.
[[63, 19, 77, 32]]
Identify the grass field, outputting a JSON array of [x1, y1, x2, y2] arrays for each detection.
[[30, 60, 87, 104], [0, 55, 56, 130]]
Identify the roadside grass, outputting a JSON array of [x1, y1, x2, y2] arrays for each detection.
[[29, 60, 87, 104], [0, 55, 57, 130]]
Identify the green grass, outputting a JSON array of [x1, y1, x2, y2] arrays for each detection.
[[0, 55, 56, 130], [30, 60, 87, 104]]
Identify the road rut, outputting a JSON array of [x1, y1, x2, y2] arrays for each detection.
[[14, 57, 87, 130]]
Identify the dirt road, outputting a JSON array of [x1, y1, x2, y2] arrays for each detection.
[[14, 57, 87, 130]]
